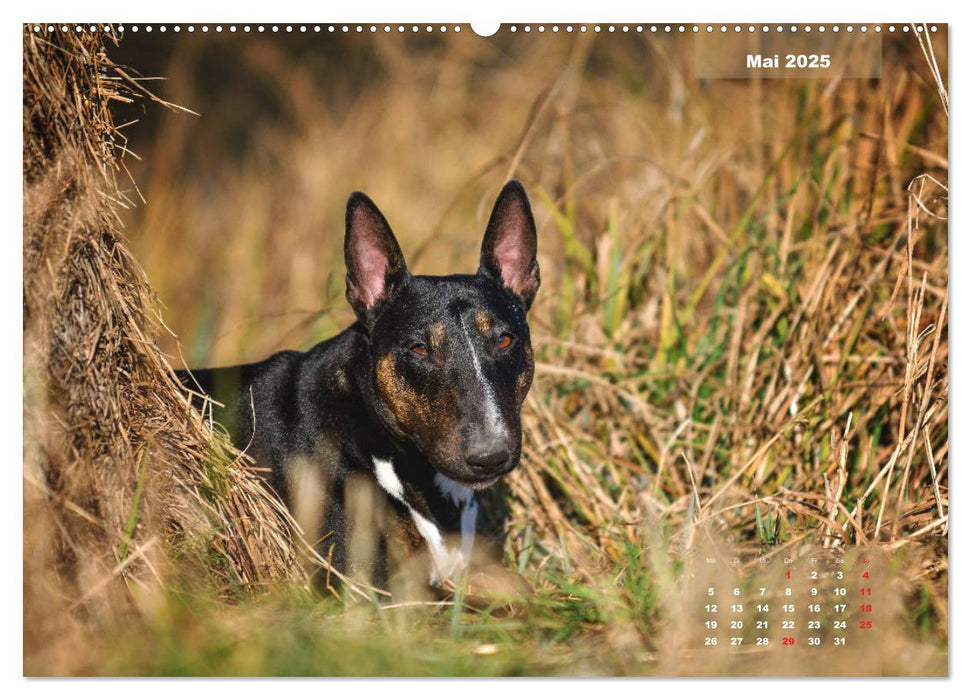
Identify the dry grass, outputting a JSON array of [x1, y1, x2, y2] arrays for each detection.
[[22, 26, 333, 674], [24, 26, 948, 675]]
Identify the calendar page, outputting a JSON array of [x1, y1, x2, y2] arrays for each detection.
[[22, 19, 948, 678]]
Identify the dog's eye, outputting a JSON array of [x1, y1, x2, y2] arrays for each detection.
[[497, 333, 514, 350], [410, 343, 429, 357]]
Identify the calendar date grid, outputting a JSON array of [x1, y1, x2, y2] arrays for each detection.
[[694, 547, 882, 652]]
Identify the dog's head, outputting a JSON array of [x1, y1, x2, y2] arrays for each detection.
[[344, 180, 540, 489]]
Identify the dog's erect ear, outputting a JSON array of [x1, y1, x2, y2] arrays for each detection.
[[345, 192, 409, 325], [479, 180, 540, 310]]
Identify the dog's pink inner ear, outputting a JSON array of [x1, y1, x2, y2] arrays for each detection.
[[345, 196, 407, 317], [350, 233, 392, 308], [493, 228, 533, 294], [484, 191, 538, 303]]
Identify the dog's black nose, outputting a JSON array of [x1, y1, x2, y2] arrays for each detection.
[[464, 445, 510, 471]]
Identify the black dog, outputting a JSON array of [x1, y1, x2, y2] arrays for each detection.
[[178, 180, 539, 587]]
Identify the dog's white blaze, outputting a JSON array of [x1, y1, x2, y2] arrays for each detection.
[[373, 457, 474, 584], [460, 324, 504, 436]]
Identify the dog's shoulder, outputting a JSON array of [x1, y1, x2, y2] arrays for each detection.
[[296, 324, 368, 396]]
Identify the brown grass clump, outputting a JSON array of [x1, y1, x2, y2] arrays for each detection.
[[23, 27, 309, 674]]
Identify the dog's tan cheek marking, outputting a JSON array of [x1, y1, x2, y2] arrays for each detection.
[[377, 353, 460, 452], [376, 353, 426, 432], [422, 388, 463, 459]]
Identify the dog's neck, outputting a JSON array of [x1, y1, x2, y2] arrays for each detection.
[[333, 329, 479, 584]]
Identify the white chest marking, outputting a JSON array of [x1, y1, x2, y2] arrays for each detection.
[[372, 456, 476, 584], [434, 473, 479, 563], [374, 457, 405, 500]]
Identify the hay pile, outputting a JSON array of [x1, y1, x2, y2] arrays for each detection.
[[23, 26, 307, 671]]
